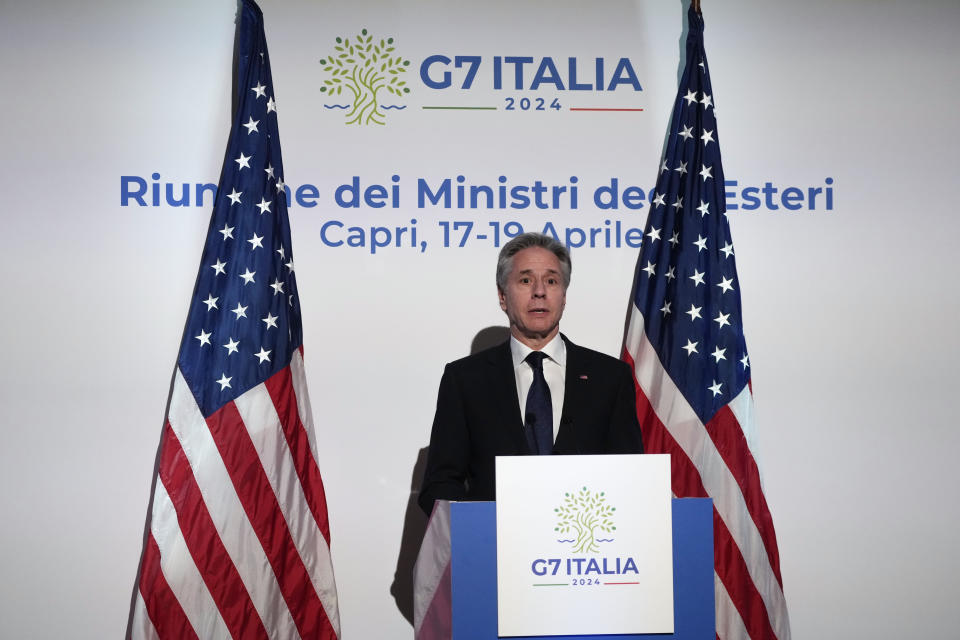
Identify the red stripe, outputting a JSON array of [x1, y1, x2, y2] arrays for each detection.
[[206, 399, 336, 639], [623, 349, 708, 498], [705, 406, 784, 586], [713, 509, 778, 640], [623, 348, 778, 640], [138, 533, 199, 640], [265, 366, 332, 544], [158, 423, 268, 640]]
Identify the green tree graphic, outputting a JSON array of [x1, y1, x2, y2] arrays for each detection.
[[319, 28, 411, 126], [554, 487, 616, 554]]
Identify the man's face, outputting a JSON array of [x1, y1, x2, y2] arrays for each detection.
[[498, 246, 567, 348]]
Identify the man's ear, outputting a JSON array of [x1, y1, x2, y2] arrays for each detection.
[[498, 287, 507, 311]]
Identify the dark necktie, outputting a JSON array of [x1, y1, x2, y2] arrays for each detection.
[[524, 351, 553, 455]]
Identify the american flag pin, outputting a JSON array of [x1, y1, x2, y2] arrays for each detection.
[[579, 374, 589, 380]]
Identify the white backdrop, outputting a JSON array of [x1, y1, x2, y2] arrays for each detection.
[[2, 0, 958, 638]]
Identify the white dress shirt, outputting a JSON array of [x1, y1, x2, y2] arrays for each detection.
[[509, 334, 566, 442]]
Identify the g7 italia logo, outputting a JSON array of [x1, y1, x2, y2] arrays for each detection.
[[319, 28, 411, 126], [319, 27, 645, 124], [554, 486, 616, 553], [531, 486, 639, 584]]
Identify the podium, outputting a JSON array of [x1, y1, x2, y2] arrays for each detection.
[[448, 498, 715, 639]]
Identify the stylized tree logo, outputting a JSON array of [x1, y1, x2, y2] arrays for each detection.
[[554, 487, 616, 554], [319, 28, 411, 126]]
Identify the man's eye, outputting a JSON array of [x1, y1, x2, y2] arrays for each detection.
[[519, 277, 531, 284]]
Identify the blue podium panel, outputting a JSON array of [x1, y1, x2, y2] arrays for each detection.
[[450, 498, 714, 639]]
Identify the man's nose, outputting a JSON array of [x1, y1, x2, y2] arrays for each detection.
[[532, 278, 546, 296]]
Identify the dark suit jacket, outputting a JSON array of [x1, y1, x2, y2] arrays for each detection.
[[418, 335, 643, 515]]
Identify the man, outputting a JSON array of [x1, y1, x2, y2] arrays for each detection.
[[418, 233, 643, 515]]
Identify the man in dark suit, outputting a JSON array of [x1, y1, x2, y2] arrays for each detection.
[[418, 233, 643, 515]]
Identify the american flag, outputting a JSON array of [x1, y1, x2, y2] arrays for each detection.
[[622, 6, 791, 640], [128, 2, 340, 638]]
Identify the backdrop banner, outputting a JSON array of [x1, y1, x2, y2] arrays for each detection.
[[1, 1, 958, 639]]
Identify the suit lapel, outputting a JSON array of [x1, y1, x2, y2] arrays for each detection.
[[486, 340, 530, 454]]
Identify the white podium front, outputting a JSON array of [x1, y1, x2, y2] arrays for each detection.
[[495, 454, 673, 637]]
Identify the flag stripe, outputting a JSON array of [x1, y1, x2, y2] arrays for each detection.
[[131, 591, 162, 640], [414, 500, 452, 640], [703, 418, 789, 640], [167, 369, 300, 639], [623, 348, 710, 499], [237, 378, 340, 636], [712, 509, 778, 640], [418, 562, 452, 640], [264, 364, 332, 543], [136, 533, 197, 640], [706, 404, 783, 586], [289, 348, 322, 474], [151, 479, 232, 639], [206, 399, 331, 639], [625, 306, 789, 639], [727, 378, 760, 469], [714, 571, 751, 640], [264, 363, 340, 635], [158, 422, 269, 640]]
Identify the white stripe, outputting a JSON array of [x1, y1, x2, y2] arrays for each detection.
[[130, 591, 160, 640], [168, 370, 300, 640], [727, 385, 766, 491], [413, 500, 451, 636], [234, 381, 341, 637], [290, 349, 342, 636], [151, 479, 230, 640], [625, 307, 790, 639], [715, 571, 750, 640], [290, 350, 321, 468]]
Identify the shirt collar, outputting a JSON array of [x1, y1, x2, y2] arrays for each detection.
[[510, 333, 566, 369]]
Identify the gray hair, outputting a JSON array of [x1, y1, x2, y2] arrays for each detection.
[[495, 232, 571, 291]]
